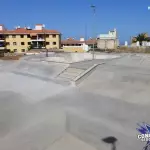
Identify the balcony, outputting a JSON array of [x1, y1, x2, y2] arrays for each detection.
[[0, 38, 5, 41], [0, 44, 5, 49], [30, 36, 45, 42], [0, 47, 5, 50], [0, 42, 5, 49], [30, 41, 45, 49]]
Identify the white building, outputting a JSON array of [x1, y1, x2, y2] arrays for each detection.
[[97, 29, 119, 50]]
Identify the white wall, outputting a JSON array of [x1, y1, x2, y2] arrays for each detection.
[[131, 41, 150, 47], [62, 43, 89, 52], [82, 43, 89, 51], [142, 41, 150, 47], [125, 41, 128, 46], [80, 38, 85, 41], [35, 25, 43, 30], [0, 26, 3, 31]]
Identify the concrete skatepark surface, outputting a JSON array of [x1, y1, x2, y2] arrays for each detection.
[[0, 53, 150, 150], [26, 52, 120, 63]]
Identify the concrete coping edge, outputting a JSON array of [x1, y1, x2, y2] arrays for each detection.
[[71, 62, 105, 86]]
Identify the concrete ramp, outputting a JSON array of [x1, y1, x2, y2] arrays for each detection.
[[26, 53, 120, 63], [13, 60, 69, 79], [0, 94, 98, 150], [57, 67, 85, 81], [47, 134, 97, 150], [0, 102, 66, 150]]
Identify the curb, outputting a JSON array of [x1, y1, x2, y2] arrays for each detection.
[[71, 63, 105, 86]]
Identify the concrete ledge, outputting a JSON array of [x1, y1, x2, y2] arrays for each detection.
[[71, 63, 105, 86]]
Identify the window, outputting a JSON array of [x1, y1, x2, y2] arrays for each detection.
[[39, 35, 43, 39], [53, 42, 56, 45], [46, 35, 49, 38], [46, 42, 50, 45], [6, 42, 10, 45], [12, 35, 16, 38], [21, 49, 25, 52], [5, 35, 9, 38], [13, 42, 17, 45], [28, 42, 31, 45], [7, 49, 10, 53], [27, 35, 30, 38], [21, 42, 25, 45], [14, 49, 17, 52], [52, 35, 56, 38], [21, 35, 24, 38]]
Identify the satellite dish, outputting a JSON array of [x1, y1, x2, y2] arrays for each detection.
[[148, 6, 150, 10]]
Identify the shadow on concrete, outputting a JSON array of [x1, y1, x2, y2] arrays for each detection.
[[102, 136, 118, 150]]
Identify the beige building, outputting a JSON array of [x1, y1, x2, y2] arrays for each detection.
[[97, 29, 119, 50], [61, 38, 97, 52], [0, 24, 61, 52]]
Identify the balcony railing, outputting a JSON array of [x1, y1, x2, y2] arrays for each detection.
[[29, 43, 45, 49], [31, 38, 45, 41], [0, 47, 5, 50], [0, 38, 5, 41], [0, 43, 5, 47]]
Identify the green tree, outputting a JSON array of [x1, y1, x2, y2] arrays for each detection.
[[28, 44, 34, 51], [133, 33, 148, 46]]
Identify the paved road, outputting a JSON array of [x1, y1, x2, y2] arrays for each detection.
[[0, 53, 150, 150]]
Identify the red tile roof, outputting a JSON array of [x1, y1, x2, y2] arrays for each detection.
[[61, 38, 97, 45], [85, 39, 97, 44], [0, 28, 60, 34], [61, 38, 84, 44]]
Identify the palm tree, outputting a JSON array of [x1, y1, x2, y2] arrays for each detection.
[[132, 33, 148, 46], [28, 43, 34, 51]]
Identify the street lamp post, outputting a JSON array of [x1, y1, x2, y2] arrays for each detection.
[[43, 28, 48, 57], [45, 32, 48, 57], [91, 5, 96, 60]]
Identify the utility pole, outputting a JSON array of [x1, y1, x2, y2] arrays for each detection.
[[91, 5, 96, 60], [85, 24, 87, 44], [3, 26, 7, 54], [43, 27, 48, 57], [45, 32, 48, 57], [130, 36, 132, 46]]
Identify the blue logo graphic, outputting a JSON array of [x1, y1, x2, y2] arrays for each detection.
[[137, 123, 150, 150]]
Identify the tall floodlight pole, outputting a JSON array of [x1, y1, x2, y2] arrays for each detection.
[[91, 5, 96, 60], [147, 7, 150, 47]]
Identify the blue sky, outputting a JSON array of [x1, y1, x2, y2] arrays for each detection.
[[0, 0, 150, 43]]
